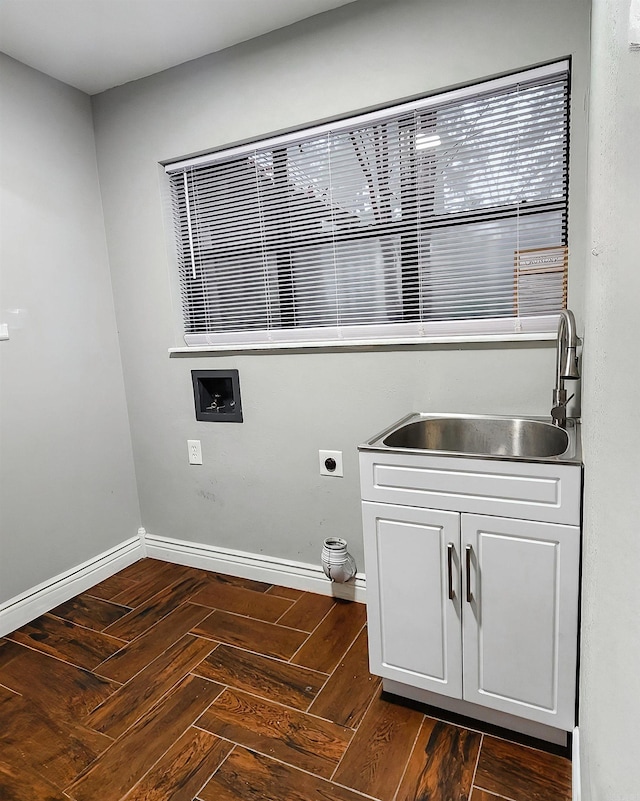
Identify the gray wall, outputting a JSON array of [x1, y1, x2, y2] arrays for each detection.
[[91, 0, 590, 572], [580, 0, 640, 795], [0, 55, 140, 604]]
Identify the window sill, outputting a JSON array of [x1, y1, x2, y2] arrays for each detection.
[[168, 331, 557, 355]]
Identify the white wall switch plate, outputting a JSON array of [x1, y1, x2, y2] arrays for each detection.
[[319, 449, 343, 477], [188, 439, 202, 465]]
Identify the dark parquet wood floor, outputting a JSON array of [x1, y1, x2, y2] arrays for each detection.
[[0, 559, 572, 800]]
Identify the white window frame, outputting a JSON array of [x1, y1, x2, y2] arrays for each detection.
[[165, 60, 570, 352]]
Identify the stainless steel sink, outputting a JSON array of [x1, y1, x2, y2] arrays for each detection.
[[362, 413, 580, 463]]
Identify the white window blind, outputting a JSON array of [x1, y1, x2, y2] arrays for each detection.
[[166, 61, 570, 348]]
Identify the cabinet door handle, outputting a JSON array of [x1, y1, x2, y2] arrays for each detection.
[[465, 545, 473, 603], [447, 542, 455, 600]]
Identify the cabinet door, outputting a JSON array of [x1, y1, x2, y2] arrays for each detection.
[[461, 514, 580, 730], [362, 502, 462, 698]]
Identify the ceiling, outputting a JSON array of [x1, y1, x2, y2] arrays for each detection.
[[0, 0, 357, 95]]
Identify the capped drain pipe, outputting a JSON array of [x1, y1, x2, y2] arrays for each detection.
[[321, 538, 357, 583]]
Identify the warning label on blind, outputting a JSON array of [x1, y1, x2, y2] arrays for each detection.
[[515, 247, 567, 316]]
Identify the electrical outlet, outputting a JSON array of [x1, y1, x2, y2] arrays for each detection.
[[319, 449, 343, 477], [188, 439, 202, 465]]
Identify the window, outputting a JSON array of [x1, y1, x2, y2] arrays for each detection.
[[166, 61, 569, 348]]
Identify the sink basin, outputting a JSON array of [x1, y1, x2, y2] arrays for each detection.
[[362, 413, 580, 462]]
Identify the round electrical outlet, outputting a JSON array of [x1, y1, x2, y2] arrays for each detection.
[[319, 450, 343, 477]]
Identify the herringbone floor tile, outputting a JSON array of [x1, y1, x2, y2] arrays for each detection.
[[0, 559, 572, 800]]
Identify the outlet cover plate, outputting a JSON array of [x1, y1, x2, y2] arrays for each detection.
[[319, 449, 343, 477], [188, 439, 203, 465]]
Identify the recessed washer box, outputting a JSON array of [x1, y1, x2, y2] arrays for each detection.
[[192, 369, 243, 422]]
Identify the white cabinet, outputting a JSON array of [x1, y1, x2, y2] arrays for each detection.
[[362, 503, 462, 698], [360, 450, 582, 733], [461, 514, 579, 727]]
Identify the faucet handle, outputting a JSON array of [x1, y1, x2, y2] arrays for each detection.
[[552, 392, 574, 412], [551, 393, 574, 425]]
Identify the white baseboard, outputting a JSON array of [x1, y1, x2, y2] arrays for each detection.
[[573, 726, 581, 801], [143, 532, 366, 603], [0, 534, 145, 637], [0, 530, 365, 637]]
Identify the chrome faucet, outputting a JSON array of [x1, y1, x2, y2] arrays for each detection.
[[551, 309, 580, 428]]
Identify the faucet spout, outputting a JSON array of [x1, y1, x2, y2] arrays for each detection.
[[551, 310, 580, 427]]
